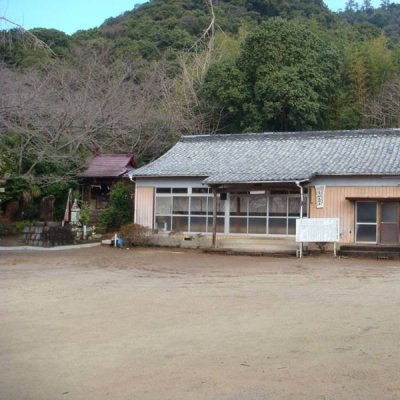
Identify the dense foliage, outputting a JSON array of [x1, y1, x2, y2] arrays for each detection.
[[201, 19, 340, 132], [99, 183, 133, 231], [341, 1, 400, 43]]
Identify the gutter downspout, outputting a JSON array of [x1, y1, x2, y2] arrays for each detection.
[[128, 173, 137, 224], [295, 180, 307, 258], [212, 187, 217, 248]]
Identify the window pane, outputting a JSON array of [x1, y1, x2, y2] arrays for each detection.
[[288, 197, 301, 217], [190, 217, 207, 232], [230, 217, 247, 233], [288, 218, 297, 235], [248, 218, 267, 234], [269, 196, 287, 217], [269, 218, 287, 235], [191, 197, 208, 215], [249, 196, 267, 216], [207, 197, 224, 216], [156, 188, 171, 194], [230, 195, 247, 216], [172, 188, 188, 194], [269, 190, 288, 195], [207, 217, 224, 233], [382, 203, 398, 223], [156, 197, 172, 215], [357, 202, 376, 223], [155, 216, 171, 231], [172, 216, 188, 232], [173, 197, 189, 215], [192, 188, 209, 194], [356, 224, 376, 242]]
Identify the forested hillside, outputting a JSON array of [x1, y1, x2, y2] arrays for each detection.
[[1, 0, 400, 217], [341, 1, 400, 43]]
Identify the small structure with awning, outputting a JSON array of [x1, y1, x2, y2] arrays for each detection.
[[79, 153, 136, 222], [129, 128, 400, 248]]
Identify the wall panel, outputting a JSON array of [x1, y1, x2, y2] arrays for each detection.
[[309, 186, 400, 243], [135, 187, 154, 228]]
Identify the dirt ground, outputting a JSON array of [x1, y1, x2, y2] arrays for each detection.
[[0, 246, 399, 400]]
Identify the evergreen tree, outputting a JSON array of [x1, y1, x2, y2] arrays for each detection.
[[201, 19, 340, 132], [345, 0, 359, 12], [362, 0, 373, 12]]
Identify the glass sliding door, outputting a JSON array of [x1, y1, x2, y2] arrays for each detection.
[[380, 202, 399, 244], [355, 201, 377, 243], [228, 192, 306, 235], [248, 196, 267, 234]]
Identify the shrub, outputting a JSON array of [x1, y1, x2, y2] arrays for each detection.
[[14, 220, 33, 234], [79, 201, 91, 226], [99, 182, 133, 231], [0, 217, 15, 236], [119, 223, 152, 247]]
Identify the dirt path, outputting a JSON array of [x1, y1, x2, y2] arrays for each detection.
[[1, 247, 400, 399]]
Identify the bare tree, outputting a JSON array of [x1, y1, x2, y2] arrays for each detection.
[[179, 0, 216, 110], [0, 50, 206, 185], [364, 77, 400, 128]]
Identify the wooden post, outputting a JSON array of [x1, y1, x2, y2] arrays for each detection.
[[212, 187, 217, 248]]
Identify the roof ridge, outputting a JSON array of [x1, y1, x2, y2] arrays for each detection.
[[181, 128, 400, 141]]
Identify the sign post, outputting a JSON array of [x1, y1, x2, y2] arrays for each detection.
[[296, 218, 340, 258]]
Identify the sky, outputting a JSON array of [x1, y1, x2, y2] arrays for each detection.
[[0, 0, 392, 35]]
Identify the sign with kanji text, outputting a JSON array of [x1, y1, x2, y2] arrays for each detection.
[[315, 185, 326, 208], [296, 218, 339, 243]]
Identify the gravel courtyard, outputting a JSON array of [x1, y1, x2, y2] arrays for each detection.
[[1, 247, 399, 400]]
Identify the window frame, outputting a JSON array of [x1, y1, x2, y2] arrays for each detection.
[[355, 201, 377, 243], [154, 187, 307, 236], [229, 191, 307, 236], [154, 187, 223, 233]]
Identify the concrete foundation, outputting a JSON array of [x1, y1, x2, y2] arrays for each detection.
[[147, 232, 298, 254]]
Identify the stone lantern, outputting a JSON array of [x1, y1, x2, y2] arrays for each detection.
[[70, 199, 81, 225]]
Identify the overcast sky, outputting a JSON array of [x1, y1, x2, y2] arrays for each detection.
[[0, 0, 391, 35]]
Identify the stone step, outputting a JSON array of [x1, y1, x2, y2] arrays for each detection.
[[337, 249, 400, 259], [340, 245, 400, 253]]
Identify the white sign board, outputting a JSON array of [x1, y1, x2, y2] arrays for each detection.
[[315, 185, 326, 208], [296, 218, 339, 243]]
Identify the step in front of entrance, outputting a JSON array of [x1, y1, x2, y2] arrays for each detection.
[[338, 245, 400, 259]]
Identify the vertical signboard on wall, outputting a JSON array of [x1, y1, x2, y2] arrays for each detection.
[[315, 185, 326, 209]]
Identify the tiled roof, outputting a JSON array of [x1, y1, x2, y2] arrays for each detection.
[[132, 129, 400, 184], [80, 154, 136, 178]]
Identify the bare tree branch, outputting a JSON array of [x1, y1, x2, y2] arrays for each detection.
[[0, 51, 207, 185], [0, 16, 56, 56], [364, 77, 400, 128]]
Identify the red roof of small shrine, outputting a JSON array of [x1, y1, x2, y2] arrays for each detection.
[[80, 154, 136, 178]]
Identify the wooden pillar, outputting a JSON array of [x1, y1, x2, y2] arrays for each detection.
[[212, 187, 217, 248]]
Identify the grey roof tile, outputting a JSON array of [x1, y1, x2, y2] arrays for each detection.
[[132, 129, 400, 184]]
